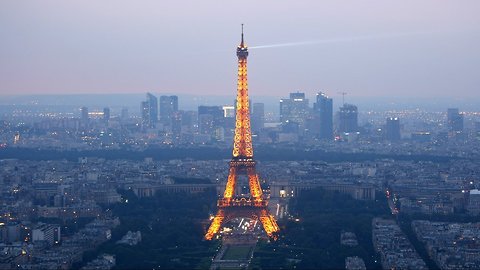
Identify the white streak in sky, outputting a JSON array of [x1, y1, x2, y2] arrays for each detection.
[[249, 31, 437, 50]]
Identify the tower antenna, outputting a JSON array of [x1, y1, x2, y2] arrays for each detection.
[[241, 24, 244, 46], [338, 91, 348, 105]]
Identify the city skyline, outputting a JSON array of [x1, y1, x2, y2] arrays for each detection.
[[1, 1, 480, 98], [3, 2, 480, 269]]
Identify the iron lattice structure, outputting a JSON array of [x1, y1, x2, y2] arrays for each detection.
[[205, 26, 280, 240]]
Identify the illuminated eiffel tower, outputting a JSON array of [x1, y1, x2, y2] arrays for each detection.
[[205, 25, 280, 240]]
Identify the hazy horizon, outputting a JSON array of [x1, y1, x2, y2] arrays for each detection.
[[2, 93, 480, 114]]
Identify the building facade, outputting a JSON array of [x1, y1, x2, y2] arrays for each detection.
[[386, 117, 401, 141], [338, 103, 358, 133], [313, 92, 333, 140], [280, 92, 310, 129], [141, 93, 158, 128], [159, 95, 178, 126]]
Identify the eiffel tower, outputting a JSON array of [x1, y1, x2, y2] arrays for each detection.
[[205, 25, 280, 240]]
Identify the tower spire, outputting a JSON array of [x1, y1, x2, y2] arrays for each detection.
[[241, 23, 244, 46]]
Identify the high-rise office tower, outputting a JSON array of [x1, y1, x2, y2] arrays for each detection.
[[198, 106, 224, 135], [280, 92, 309, 128], [223, 105, 236, 131], [14, 132, 20, 144], [141, 101, 148, 124], [141, 93, 158, 128], [181, 110, 197, 133], [80, 106, 89, 128], [81, 107, 89, 121], [313, 92, 333, 140], [447, 108, 464, 132], [171, 111, 182, 140], [251, 103, 265, 133], [386, 117, 401, 141], [475, 122, 480, 140], [338, 103, 358, 133], [159, 95, 178, 126], [103, 107, 110, 122], [223, 106, 235, 118], [120, 108, 129, 122]]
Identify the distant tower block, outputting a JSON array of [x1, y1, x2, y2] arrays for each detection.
[[14, 132, 20, 144], [338, 103, 358, 133], [159, 95, 178, 126], [314, 92, 333, 140], [386, 117, 401, 141], [141, 93, 158, 128], [447, 108, 463, 132], [103, 107, 110, 122], [80, 106, 89, 128], [205, 25, 279, 240]]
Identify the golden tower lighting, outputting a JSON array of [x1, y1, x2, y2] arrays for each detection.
[[205, 25, 280, 240]]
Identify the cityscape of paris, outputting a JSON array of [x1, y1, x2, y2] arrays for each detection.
[[1, 1, 480, 270]]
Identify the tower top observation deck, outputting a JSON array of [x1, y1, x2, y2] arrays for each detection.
[[237, 24, 248, 59]]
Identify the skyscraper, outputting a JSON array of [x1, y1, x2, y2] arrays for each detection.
[[80, 107, 88, 121], [103, 107, 110, 122], [80, 106, 89, 128], [159, 95, 178, 126], [386, 117, 401, 142], [198, 106, 224, 135], [171, 111, 182, 141], [338, 103, 358, 133], [221, 105, 235, 133], [280, 92, 309, 129], [141, 93, 158, 128], [181, 110, 197, 133], [251, 103, 265, 133], [447, 108, 464, 132], [223, 106, 235, 118], [475, 122, 480, 140], [120, 108, 129, 122], [313, 92, 333, 140]]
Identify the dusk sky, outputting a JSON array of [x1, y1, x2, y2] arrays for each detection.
[[1, 1, 479, 98]]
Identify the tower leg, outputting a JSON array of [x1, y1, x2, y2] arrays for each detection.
[[223, 167, 237, 200], [205, 209, 225, 240], [259, 209, 280, 240], [247, 167, 263, 200]]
